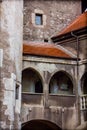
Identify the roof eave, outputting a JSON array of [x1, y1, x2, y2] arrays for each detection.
[[23, 53, 78, 61], [51, 26, 87, 43]]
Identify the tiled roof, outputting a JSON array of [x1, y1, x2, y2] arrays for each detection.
[[52, 11, 87, 38], [23, 41, 75, 59]]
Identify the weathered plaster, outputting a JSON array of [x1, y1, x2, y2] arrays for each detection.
[[0, 0, 23, 129]]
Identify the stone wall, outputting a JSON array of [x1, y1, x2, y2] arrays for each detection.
[[0, 0, 23, 129], [22, 55, 79, 129], [23, 0, 81, 42], [22, 53, 87, 129]]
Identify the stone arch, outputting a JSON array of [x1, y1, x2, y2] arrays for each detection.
[[80, 72, 87, 121], [81, 71, 87, 94], [22, 119, 62, 130], [49, 70, 74, 95], [22, 67, 43, 93]]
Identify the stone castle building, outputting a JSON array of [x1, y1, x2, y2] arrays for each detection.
[[0, 0, 87, 130]]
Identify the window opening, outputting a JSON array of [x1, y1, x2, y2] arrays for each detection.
[[35, 14, 43, 25], [49, 72, 73, 95], [15, 84, 19, 99], [22, 69, 43, 94], [81, 72, 87, 94], [44, 39, 48, 42], [35, 80, 43, 93]]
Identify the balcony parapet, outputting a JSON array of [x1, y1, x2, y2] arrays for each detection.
[[80, 94, 87, 110]]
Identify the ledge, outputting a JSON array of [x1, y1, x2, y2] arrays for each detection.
[[49, 94, 76, 97], [22, 92, 44, 95]]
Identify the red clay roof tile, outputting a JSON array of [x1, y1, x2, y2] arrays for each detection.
[[23, 41, 74, 58]]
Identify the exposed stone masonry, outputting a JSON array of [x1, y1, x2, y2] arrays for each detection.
[[24, 0, 81, 42]]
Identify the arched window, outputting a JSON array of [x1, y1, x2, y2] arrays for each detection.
[[81, 72, 87, 94], [49, 71, 73, 95], [22, 68, 43, 93], [80, 72, 87, 118]]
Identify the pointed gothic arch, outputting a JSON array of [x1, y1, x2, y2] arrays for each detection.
[[81, 72, 87, 94], [49, 71, 74, 95], [22, 68, 43, 93]]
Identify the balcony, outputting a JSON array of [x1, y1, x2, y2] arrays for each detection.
[[80, 94, 87, 110]]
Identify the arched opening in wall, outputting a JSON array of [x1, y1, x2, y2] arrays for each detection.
[[49, 71, 73, 95], [81, 72, 87, 94], [22, 120, 62, 130], [81, 72, 87, 120], [22, 68, 43, 93]]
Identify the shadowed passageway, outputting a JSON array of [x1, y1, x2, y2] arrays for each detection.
[[22, 120, 62, 130]]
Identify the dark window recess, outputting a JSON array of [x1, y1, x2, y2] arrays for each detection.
[[82, 0, 87, 12], [35, 81, 43, 93], [44, 39, 48, 42], [49, 72, 73, 94], [35, 14, 43, 25], [15, 84, 19, 99], [82, 72, 87, 94]]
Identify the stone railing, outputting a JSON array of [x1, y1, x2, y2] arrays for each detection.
[[80, 94, 87, 110]]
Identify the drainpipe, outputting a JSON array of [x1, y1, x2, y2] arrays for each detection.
[[71, 32, 81, 126]]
